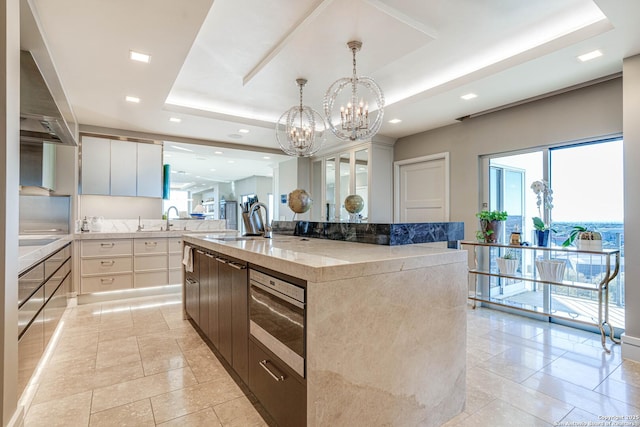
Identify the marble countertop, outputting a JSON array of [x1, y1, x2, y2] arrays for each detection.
[[74, 229, 238, 240], [19, 235, 73, 275], [183, 234, 466, 283]]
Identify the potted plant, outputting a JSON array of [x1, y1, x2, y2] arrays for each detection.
[[476, 210, 508, 243], [496, 249, 518, 275], [561, 225, 603, 251], [530, 180, 555, 246]]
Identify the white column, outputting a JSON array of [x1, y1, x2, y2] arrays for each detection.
[[622, 54, 640, 362], [1, 0, 22, 423]]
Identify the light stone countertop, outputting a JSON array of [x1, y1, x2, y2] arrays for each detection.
[[183, 233, 466, 283], [19, 234, 73, 275], [74, 229, 238, 240]]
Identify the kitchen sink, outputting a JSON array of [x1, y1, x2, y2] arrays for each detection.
[[19, 238, 59, 247]]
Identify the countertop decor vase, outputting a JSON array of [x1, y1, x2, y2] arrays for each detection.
[[480, 219, 503, 243], [535, 229, 550, 247], [535, 259, 566, 283]]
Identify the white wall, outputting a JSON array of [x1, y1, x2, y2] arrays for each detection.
[[622, 55, 640, 361], [2, 0, 21, 423], [276, 158, 300, 221]]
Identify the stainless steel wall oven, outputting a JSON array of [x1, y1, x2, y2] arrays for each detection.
[[249, 268, 305, 377]]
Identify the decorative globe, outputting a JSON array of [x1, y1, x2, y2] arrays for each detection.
[[344, 194, 364, 214], [288, 189, 312, 214]]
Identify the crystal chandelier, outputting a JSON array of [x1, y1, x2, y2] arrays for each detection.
[[276, 78, 326, 157], [324, 40, 384, 141]]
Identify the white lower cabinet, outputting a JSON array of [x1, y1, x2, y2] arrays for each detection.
[[81, 237, 186, 293]]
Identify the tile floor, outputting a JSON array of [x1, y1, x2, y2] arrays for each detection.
[[20, 293, 640, 427]]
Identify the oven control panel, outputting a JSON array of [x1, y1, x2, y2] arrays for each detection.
[[249, 269, 305, 303]]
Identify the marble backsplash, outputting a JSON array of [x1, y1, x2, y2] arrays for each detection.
[[272, 220, 464, 247], [77, 218, 227, 233]]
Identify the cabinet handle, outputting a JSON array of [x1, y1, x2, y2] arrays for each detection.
[[100, 260, 115, 266], [196, 250, 205, 255], [100, 277, 114, 284], [228, 262, 246, 270], [205, 253, 215, 258], [216, 258, 228, 264], [145, 241, 158, 246], [259, 360, 285, 382], [100, 242, 115, 248]]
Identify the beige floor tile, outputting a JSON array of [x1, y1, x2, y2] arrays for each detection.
[[522, 371, 640, 416], [464, 384, 496, 414], [25, 390, 92, 427], [467, 366, 573, 424], [150, 377, 246, 424], [441, 411, 471, 427], [541, 352, 621, 389], [213, 396, 269, 427], [607, 360, 640, 387], [594, 377, 640, 408], [89, 398, 155, 427], [91, 367, 198, 413], [142, 353, 188, 376], [456, 399, 552, 427], [182, 345, 230, 383], [33, 360, 145, 405], [157, 407, 222, 427], [95, 335, 141, 369], [559, 407, 602, 423]]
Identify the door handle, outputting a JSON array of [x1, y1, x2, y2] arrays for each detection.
[[259, 360, 285, 382]]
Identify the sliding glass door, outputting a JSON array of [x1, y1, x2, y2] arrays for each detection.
[[485, 137, 625, 332]]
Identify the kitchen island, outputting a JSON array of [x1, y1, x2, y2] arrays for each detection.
[[183, 233, 467, 427]]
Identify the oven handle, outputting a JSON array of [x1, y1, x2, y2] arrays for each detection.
[[259, 359, 285, 382], [250, 281, 305, 309]]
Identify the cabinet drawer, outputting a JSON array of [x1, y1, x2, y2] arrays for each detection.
[[44, 259, 70, 301], [19, 263, 44, 307], [169, 253, 182, 269], [169, 269, 182, 285], [248, 339, 306, 427], [135, 271, 168, 288], [134, 238, 168, 254], [81, 274, 132, 293], [18, 311, 44, 399], [81, 257, 132, 275], [168, 238, 183, 254], [19, 288, 44, 337], [44, 244, 71, 278], [135, 254, 168, 271], [82, 240, 132, 257]]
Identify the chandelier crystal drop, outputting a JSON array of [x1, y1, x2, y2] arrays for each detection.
[[276, 78, 326, 157], [324, 40, 384, 142]]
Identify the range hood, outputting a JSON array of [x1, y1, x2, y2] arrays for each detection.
[[20, 50, 76, 146]]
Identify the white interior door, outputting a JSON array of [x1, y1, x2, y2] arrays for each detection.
[[395, 153, 449, 223]]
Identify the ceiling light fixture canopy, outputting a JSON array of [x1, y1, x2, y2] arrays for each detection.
[[324, 40, 384, 142], [276, 78, 326, 157]]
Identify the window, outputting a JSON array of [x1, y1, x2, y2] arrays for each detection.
[[485, 137, 624, 332]]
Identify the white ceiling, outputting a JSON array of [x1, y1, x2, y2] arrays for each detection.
[[21, 0, 640, 181]]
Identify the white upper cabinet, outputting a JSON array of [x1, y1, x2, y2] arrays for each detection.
[[136, 143, 162, 198], [81, 136, 162, 197], [81, 136, 111, 195], [110, 140, 137, 197]]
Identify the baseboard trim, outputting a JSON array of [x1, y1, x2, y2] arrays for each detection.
[[621, 333, 640, 362]]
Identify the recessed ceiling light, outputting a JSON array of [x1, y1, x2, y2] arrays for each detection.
[[238, 129, 250, 134], [210, 168, 216, 172], [578, 49, 602, 62], [214, 151, 223, 155], [125, 96, 140, 103], [461, 93, 477, 101], [195, 157, 207, 160], [388, 119, 402, 124], [263, 156, 271, 160], [129, 50, 151, 63], [227, 160, 235, 164], [170, 145, 193, 152], [169, 117, 181, 123]]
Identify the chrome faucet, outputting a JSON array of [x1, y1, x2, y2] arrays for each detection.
[[137, 216, 144, 232], [166, 206, 179, 231], [249, 202, 272, 238]]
